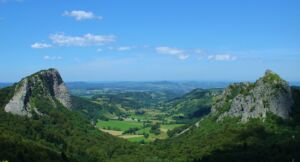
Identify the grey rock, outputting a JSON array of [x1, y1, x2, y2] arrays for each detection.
[[4, 68, 71, 117], [4, 79, 32, 117], [213, 70, 294, 122], [37, 69, 72, 109]]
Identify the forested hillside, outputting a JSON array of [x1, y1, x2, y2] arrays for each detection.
[[153, 71, 300, 161], [164, 88, 222, 122], [0, 69, 153, 162]]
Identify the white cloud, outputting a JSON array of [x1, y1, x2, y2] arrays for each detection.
[[49, 33, 116, 47], [63, 10, 102, 21], [96, 48, 103, 52], [194, 49, 209, 56], [31, 42, 52, 49], [43, 55, 62, 61], [117, 46, 133, 51], [104, 46, 135, 51], [208, 54, 237, 61], [155, 46, 189, 60]]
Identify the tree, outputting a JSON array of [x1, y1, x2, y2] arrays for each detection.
[[143, 133, 149, 139]]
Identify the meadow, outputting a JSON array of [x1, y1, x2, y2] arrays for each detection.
[[96, 119, 184, 142]]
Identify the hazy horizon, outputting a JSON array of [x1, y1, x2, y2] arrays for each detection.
[[1, 78, 300, 85]]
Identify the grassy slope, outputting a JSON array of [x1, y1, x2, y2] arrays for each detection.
[[71, 95, 123, 121], [164, 88, 222, 120]]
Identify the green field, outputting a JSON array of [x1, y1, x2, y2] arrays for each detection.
[[127, 136, 145, 142], [161, 124, 184, 130], [137, 127, 151, 134], [96, 120, 185, 142], [96, 120, 143, 131]]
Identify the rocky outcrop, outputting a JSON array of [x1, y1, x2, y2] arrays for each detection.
[[4, 68, 71, 117], [212, 70, 294, 122], [4, 79, 32, 116]]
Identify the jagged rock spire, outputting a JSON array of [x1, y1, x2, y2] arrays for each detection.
[[4, 68, 71, 117], [212, 70, 293, 122]]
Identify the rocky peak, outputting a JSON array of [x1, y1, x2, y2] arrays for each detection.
[[212, 70, 293, 122], [265, 69, 274, 75], [4, 68, 71, 117], [258, 69, 286, 85]]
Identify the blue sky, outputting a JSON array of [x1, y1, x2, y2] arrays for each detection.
[[0, 0, 300, 82]]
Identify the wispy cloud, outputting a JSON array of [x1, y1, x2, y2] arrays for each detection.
[[155, 46, 189, 60], [194, 49, 207, 55], [63, 10, 102, 21], [105, 46, 137, 51], [43, 55, 62, 60], [31, 42, 52, 49], [49, 33, 116, 47], [208, 54, 237, 61], [117, 46, 134, 51]]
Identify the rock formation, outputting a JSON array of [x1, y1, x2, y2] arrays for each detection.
[[212, 70, 294, 122], [4, 68, 71, 117]]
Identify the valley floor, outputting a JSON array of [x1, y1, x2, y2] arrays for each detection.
[[96, 118, 184, 143]]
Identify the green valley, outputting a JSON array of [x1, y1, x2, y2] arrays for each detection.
[[67, 83, 222, 143], [2, 1, 300, 161], [0, 69, 300, 162]]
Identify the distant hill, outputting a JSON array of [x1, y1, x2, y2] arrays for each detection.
[[66, 81, 230, 97], [290, 81, 300, 86], [0, 83, 12, 88], [91, 91, 177, 110]]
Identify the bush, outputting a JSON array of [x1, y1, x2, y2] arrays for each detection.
[[150, 123, 161, 135], [143, 133, 149, 139], [123, 127, 140, 134]]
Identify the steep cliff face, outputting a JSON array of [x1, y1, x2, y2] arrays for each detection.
[[212, 70, 294, 122], [4, 68, 71, 117]]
